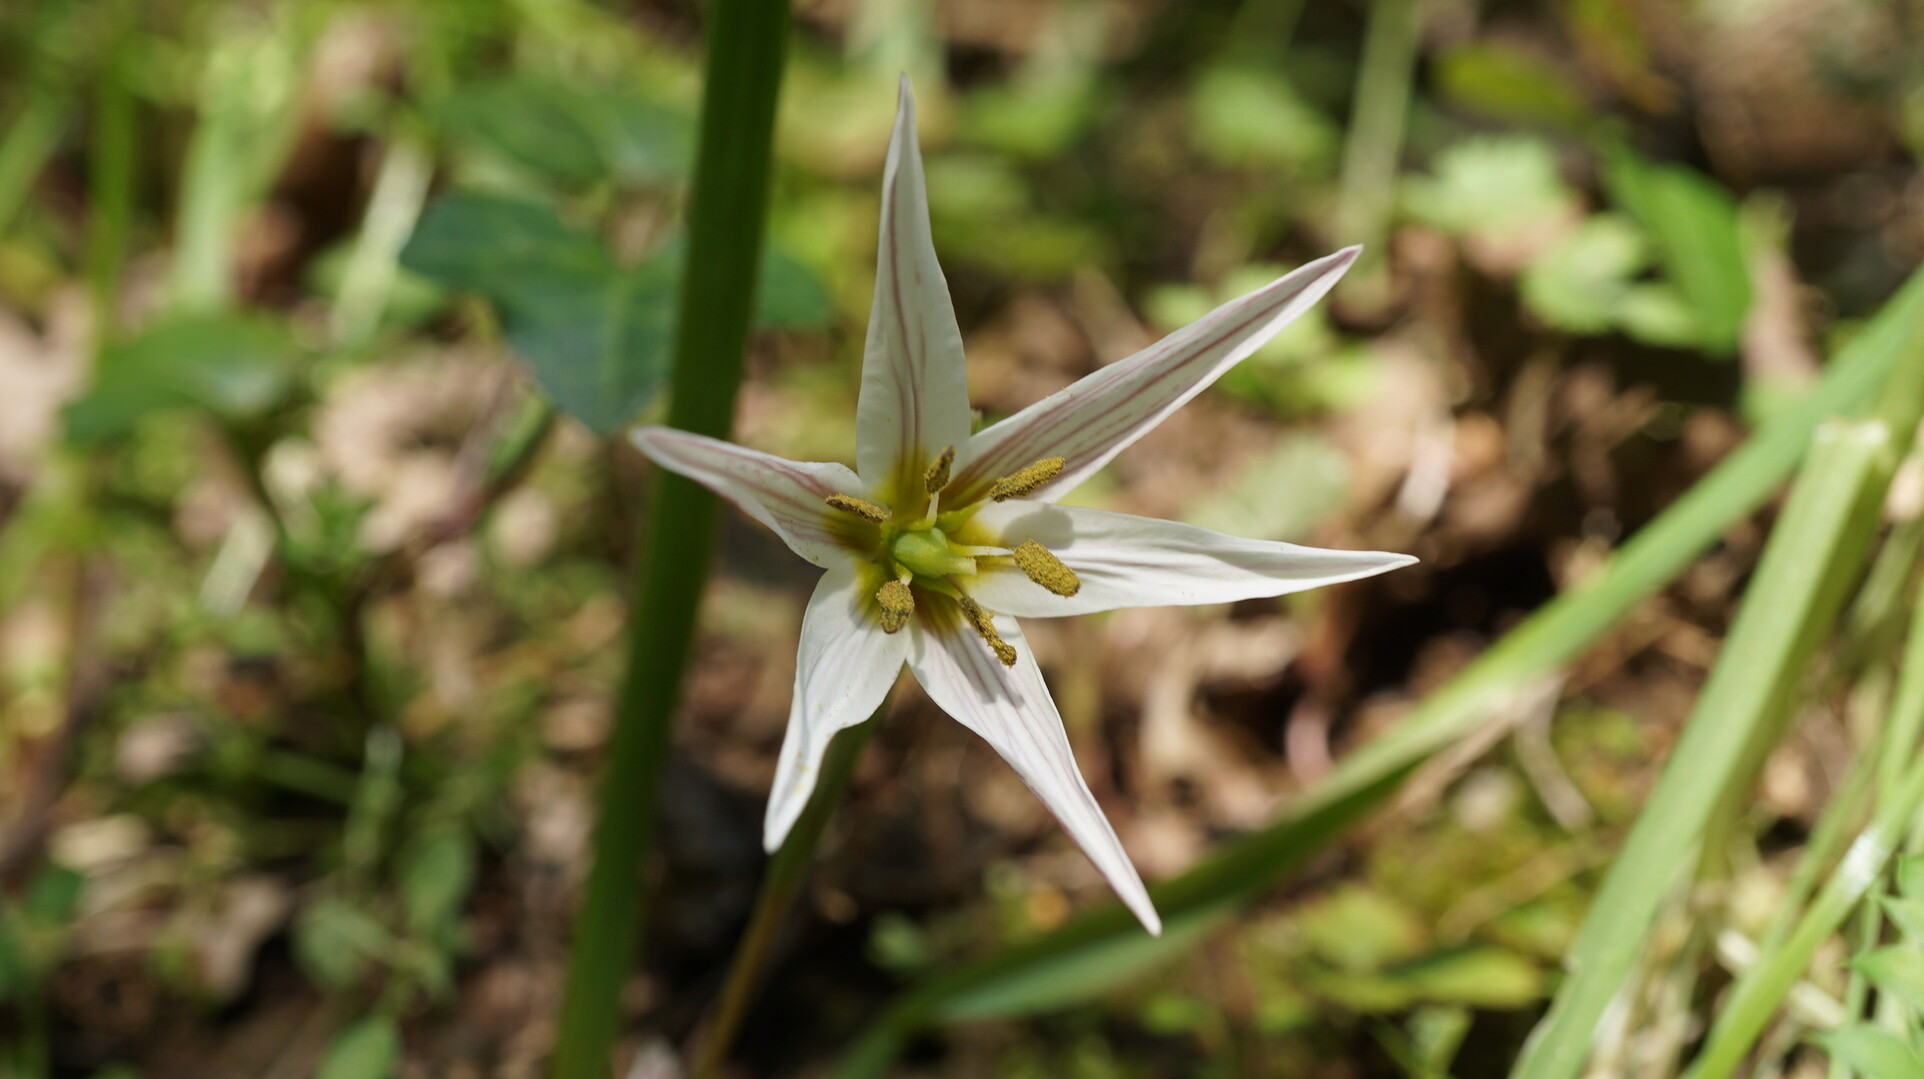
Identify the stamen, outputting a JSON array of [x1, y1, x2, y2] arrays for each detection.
[[876, 579, 914, 633], [826, 493, 891, 522], [1011, 540, 1081, 597], [989, 456, 1065, 501], [959, 596, 1018, 666], [923, 445, 956, 494]]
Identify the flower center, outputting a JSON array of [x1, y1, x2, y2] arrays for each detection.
[[819, 445, 1081, 666], [890, 526, 977, 579]]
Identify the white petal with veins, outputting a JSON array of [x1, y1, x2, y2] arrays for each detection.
[[855, 77, 972, 493], [765, 565, 908, 851], [949, 248, 1358, 505], [966, 501, 1416, 618], [909, 604, 1162, 934], [629, 427, 862, 569]]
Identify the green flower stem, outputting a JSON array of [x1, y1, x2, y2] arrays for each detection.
[[548, 2, 792, 1077], [1333, 0, 1423, 309], [690, 713, 884, 1079]]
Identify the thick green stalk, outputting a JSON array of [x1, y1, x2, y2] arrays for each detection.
[[834, 269, 1924, 1079], [690, 714, 884, 1079], [548, 2, 792, 1077]]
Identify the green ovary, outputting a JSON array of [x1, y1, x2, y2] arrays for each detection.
[[890, 527, 977, 580]]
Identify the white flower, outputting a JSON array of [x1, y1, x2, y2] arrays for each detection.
[[630, 78, 1414, 935]]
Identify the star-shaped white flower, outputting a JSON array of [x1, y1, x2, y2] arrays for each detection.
[[630, 78, 1414, 935]]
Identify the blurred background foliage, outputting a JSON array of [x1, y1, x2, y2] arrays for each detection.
[[0, 0, 1921, 1076]]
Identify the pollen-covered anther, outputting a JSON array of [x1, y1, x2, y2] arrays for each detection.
[[1011, 540, 1080, 597], [826, 493, 891, 522], [923, 445, 956, 494], [959, 596, 1018, 666], [989, 456, 1065, 501], [876, 579, 914, 633]]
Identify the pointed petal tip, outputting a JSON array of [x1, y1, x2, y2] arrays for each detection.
[[762, 802, 796, 854]]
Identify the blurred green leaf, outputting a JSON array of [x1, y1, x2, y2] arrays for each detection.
[[433, 78, 608, 191], [1885, 897, 1924, 943], [1615, 283, 1705, 347], [0, 911, 24, 997], [932, 905, 1225, 1023], [1403, 136, 1578, 244], [293, 898, 391, 991], [1182, 434, 1350, 543], [1899, 853, 1924, 898], [1433, 43, 1590, 129], [963, 78, 1099, 159], [318, 1016, 401, 1079], [1818, 1026, 1924, 1078], [64, 314, 300, 444], [1392, 948, 1545, 1008], [1603, 149, 1751, 354], [405, 192, 828, 432], [403, 192, 661, 433], [1296, 885, 1427, 972], [25, 865, 82, 925], [1519, 215, 1648, 334], [1855, 945, 1924, 1013], [400, 827, 475, 941], [604, 93, 694, 182], [1189, 65, 1339, 174]]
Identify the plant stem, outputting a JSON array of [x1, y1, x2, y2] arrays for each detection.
[[690, 713, 884, 1079], [1333, 0, 1422, 311], [547, 1, 793, 1076]]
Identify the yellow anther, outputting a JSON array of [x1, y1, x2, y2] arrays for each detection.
[[876, 579, 914, 633], [989, 456, 1065, 501], [959, 596, 1018, 666], [923, 445, 956, 494], [826, 493, 891, 522], [1011, 540, 1081, 597]]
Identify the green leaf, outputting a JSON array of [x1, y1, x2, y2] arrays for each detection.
[[318, 1016, 401, 1079], [1519, 215, 1649, 334], [1296, 885, 1427, 972], [402, 192, 664, 433], [1603, 149, 1751, 355], [1433, 43, 1591, 129], [24, 865, 82, 925], [1899, 853, 1924, 898], [1819, 1025, 1924, 1079], [1390, 947, 1546, 1008], [1188, 65, 1338, 174], [433, 78, 609, 191], [1181, 434, 1350, 543], [404, 194, 831, 432], [64, 314, 300, 444], [931, 904, 1225, 1023], [1616, 282, 1706, 348], [1883, 897, 1924, 944], [400, 827, 476, 941], [1402, 136, 1578, 243], [399, 190, 612, 297], [293, 898, 392, 990], [1855, 945, 1924, 1013]]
